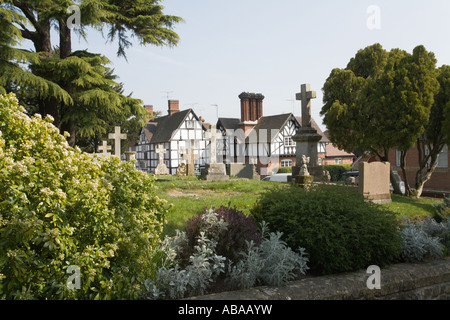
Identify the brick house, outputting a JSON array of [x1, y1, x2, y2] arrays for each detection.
[[388, 145, 450, 194]]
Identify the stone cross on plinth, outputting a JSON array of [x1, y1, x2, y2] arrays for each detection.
[[292, 84, 324, 181], [155, 144, 169, 175], [182, 142, 199, 177], [97, 141, 111, 157], [205, 125, 221, 164], [156, 144, 166, 165], [108, 126, 127, 158], [296, 84, 316, 128], [201, 126, 228, 181]]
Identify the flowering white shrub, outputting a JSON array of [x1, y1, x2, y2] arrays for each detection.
[[0, 93, 170, 299]]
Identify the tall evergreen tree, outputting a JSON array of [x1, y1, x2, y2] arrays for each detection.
[[0, 0, 182, 146], [321, 44, 440, 196]]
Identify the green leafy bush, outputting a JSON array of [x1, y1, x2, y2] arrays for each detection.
[[0, 93, 170, 299], [433, 195, 450, 223], [251, 184, 402, 275], [323, 164, 354, 181]]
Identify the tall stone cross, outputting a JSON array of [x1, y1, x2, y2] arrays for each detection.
[[97, 140, 111, 157], [296, 84, 317, 127], [205, 125, 220, 165], [156, 144, 166, 165], [108, 126, 127, 158], [183, 141, 199, 176]]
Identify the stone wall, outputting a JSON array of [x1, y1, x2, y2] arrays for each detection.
[[190, 258, 450, 300]]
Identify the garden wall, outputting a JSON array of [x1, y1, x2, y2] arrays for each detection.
[[190, 258, 450, 300]]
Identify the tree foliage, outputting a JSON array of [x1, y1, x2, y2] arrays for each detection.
[[0, 93, 170, 299], [0, 0, 182, 146], [321, 44, 442, 195]]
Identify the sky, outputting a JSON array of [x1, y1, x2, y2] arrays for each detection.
[[65, 0, 450, 130]]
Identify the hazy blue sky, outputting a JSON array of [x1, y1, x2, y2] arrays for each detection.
[[67, 0, 450, 130]]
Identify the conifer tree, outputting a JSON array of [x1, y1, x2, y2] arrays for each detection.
[[0, 0, 182, 146]]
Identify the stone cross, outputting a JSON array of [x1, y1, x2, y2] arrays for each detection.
[[296, 84, 316, 127], [205, 125, 220, 165], [156, 144, 166, 165], [108, 126, 127, 158], [97, 140, 111, 157], [182, 142, 199, 176]]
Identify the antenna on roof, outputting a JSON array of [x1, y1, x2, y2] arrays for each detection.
[[161, 91, 174, 101]]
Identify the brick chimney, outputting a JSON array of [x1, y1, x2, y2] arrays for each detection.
[[144, 105, 154, 122], [239, 92, 264, 135], [168, 100, 180, 116]]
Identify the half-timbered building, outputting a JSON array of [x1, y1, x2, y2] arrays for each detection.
[[131, 100, 209, 175], [217, 92, 328, 176]]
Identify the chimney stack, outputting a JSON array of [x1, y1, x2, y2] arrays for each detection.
[[144, 105, 154, 122], [239, 92, 264, 135], [168, 100, 180, 116], [239, 93, 264, 122]]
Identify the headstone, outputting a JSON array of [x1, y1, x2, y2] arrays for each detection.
[[201, 125, 228, 181], [124, 151, 136, 162], [155, 144, 169, 175], [97, 140, 111, 157], [182, 142, 199, 177], [292, 84, 324, 179], [176, 163, 187, 177], [227, 163, 260, 180], [358, 162, 392, 204], [108, 126, 127, 158]]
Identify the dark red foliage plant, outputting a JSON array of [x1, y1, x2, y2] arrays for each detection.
[[185, 204, 263, 264]]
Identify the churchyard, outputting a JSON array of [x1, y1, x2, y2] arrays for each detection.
[[156, 175, 443, 237], [1, 2, 450, 302]]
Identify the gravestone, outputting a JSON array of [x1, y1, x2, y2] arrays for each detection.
[[201, 125, 228, 181], [176, 163, 187, 177], [227, 163, 260, 180], [124, 151, 136, 162], [108, 126, 127, 158], [358, 162, 392, 204], [97, 141, 111, 157], [292, 84, 324, 180], [182, 143, 199, 177], [155, 144, 169, 175]]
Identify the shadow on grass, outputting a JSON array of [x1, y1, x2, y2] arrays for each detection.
[[388, 194, 440, 217]]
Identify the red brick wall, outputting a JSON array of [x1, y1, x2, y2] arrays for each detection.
[[388, 147, 450, 191]]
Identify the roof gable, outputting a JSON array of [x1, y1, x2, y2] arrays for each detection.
[[149, 109, 192, 144]]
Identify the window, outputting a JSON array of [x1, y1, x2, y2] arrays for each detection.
[[281, 160, 292, 167], [335, 158, 343, 165], [437, 145, 448, 168], [318, 158, 323, 166], [396, 149, 402, 167], [186, 120, 195, 128], [284, 137, 295, 147]]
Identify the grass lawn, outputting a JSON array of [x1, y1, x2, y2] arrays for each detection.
[[154, 175, 444, 236], [154, 175, 288, 237], [383, 194, 443, 221]]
